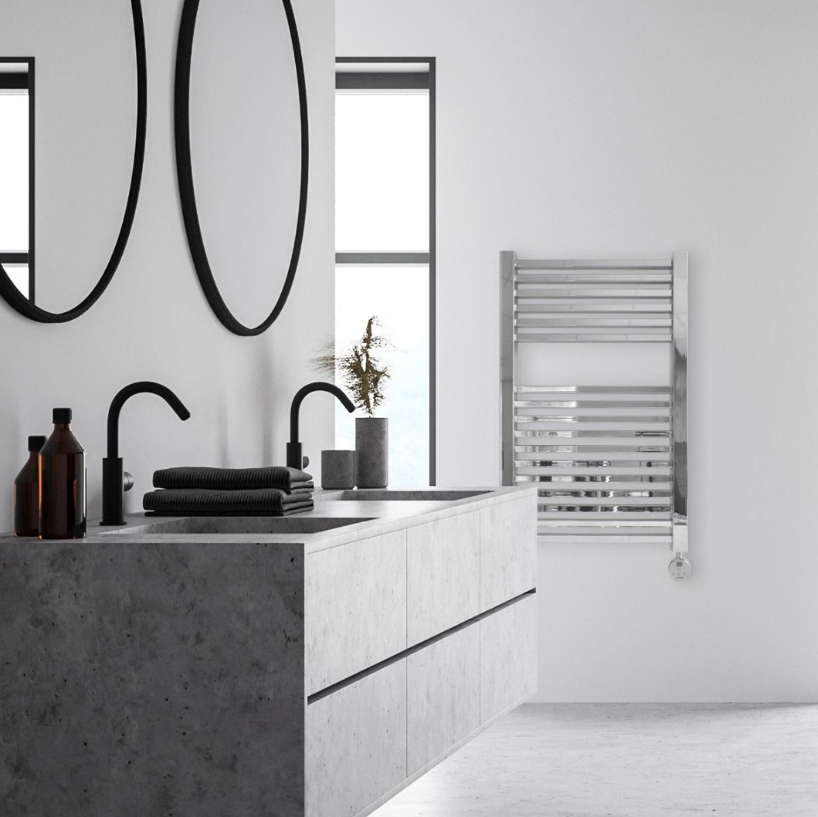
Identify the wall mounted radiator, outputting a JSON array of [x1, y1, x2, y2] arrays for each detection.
[[500, 252, 690, 579]]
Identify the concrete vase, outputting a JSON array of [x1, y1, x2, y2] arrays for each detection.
[[321, 450, 356, 490], [355, 417, 388, 488]]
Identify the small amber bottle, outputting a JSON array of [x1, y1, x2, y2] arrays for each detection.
[[39, 408, 87, 540], [13, 435, 47, 537]]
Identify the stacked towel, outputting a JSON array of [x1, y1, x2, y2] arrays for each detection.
[[144, 467, 315, 517], [143, 488, 313, 516], [153, 466, 313, 493]]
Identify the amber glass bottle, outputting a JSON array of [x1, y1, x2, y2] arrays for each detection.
[[13, 435, 47, 537], [39, 408, 87, 540]]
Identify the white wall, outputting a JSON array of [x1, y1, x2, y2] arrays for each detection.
[[338, 0, 818, 702], [0, 0, 336, 528]]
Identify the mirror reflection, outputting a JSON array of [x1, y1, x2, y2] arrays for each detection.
[[0, 0, 146, 322], [0, 59, 33, 300]]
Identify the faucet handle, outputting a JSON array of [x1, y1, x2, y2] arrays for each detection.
[[302, 455, 310, 469], [123, 471, 134, 493]]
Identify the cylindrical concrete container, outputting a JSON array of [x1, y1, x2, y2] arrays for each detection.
[[355, 417, 388, 489], [321, 450, 355, 490]]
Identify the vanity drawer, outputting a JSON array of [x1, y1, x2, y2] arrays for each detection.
[[306, 530, 407, 696], [407, 621, 481, 775], [480, 495, 537, 611], [306, 659, 407, 817], [406, 511, 481, 646], [480, 593, 537, 722]]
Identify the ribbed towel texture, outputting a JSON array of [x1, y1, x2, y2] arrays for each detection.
[[153, 466, 313, 493], [143, 488, 314, 516], [145, 466, 315, 516]]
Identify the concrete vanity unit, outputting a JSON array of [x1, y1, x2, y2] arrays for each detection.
[[0, 486, 537, 817]]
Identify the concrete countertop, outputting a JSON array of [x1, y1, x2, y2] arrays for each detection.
[[1, 485, 536, 555], [0, 485, 539, 817]]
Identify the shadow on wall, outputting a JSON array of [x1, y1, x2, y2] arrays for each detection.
[[257, 340, 277, 462], [216, 390, 230, 467]]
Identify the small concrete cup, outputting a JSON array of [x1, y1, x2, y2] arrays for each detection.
[[321, 450, 356, 490]]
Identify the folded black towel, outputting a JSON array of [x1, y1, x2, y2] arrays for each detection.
[[152, 466, 313, 493], [143, 488, 314, 516], [145, 503, 314, 517]]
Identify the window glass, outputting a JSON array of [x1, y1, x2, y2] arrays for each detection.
[[334, 264, 429, 487], [0, 92, 29, 255], [335, 92, 429, 253], [3, 263, 29, 298]]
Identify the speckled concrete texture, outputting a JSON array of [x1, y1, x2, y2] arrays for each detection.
[[407, 512, 481, 646], [0, 487, 537, 817], [0, 540, 305, 817], [479, 496, 537, 611], [407, 622, 480, 775], [307, 658, 407, 817], [480, 595, 537, 722], [306, 529, 407, 695], [371, 703, 818, 816], [355, 418, 389, 489]]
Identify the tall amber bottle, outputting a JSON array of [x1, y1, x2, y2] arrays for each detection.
[[13, 435, 47, 537], [39, 408, 87, 540]]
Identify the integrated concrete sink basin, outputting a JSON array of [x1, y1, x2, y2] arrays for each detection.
[[0, 484, 536, 816], [334, 489, 490, 501], [99, 516, 374, 535]]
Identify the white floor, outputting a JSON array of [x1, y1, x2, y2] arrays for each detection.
[[373, 703, 818, 816]]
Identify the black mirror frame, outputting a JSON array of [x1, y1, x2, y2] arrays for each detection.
[[0, 0, 148, 323], [173, 0, 309, 337]]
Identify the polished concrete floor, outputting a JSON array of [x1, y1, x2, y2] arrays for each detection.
[[373, 703, 818, 816]]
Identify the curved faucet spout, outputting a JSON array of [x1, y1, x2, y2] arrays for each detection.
[[287, 381, 355, 469], [107, 381, 191, 461], [289, 382, 355, 446], [102, 381, 191, 526]]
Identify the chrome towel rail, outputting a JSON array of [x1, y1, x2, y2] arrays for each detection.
[[500, 252, 690, 579], [513, 259, 673, 344]]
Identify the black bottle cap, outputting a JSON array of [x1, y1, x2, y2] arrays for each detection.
[[53, 407, 72, 424], [28, 435, 47, 452]]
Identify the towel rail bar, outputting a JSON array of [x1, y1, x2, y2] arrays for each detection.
[[500, 250, 690, 579]]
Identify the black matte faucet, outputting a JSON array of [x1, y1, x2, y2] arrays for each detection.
[[101, 381, 191, 526], [287, 382, 355, 469]]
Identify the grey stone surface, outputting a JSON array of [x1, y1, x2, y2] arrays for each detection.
[[0, 485, 536, 558], [0, 486, 537, 817], [355, 418, 388, 489], [479, 495, 538, 611], [407, 622, 481, 775], [321, 450, 356, 490], [306, 658, 407, 817], [334, 490, 490, 502], [100, 515, 367, 536], [364, 703, 818, 817], [407, 511, 481, 646], [0, 539, 306, 817], [480, 595, 538, 722], [306, 529, 407, 695]]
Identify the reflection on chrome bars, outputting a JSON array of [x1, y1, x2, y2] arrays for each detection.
[[500, 251, 690, 579]]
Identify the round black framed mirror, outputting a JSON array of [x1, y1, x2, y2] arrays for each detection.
[[0, 0, 147, 323], [174, 0, 309, 337]]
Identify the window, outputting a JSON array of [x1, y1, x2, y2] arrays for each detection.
[[0, 58, 34, 300], [335, 59, 435, 486]]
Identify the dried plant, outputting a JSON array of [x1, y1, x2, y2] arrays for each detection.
[[314, 317, 391, 417]]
